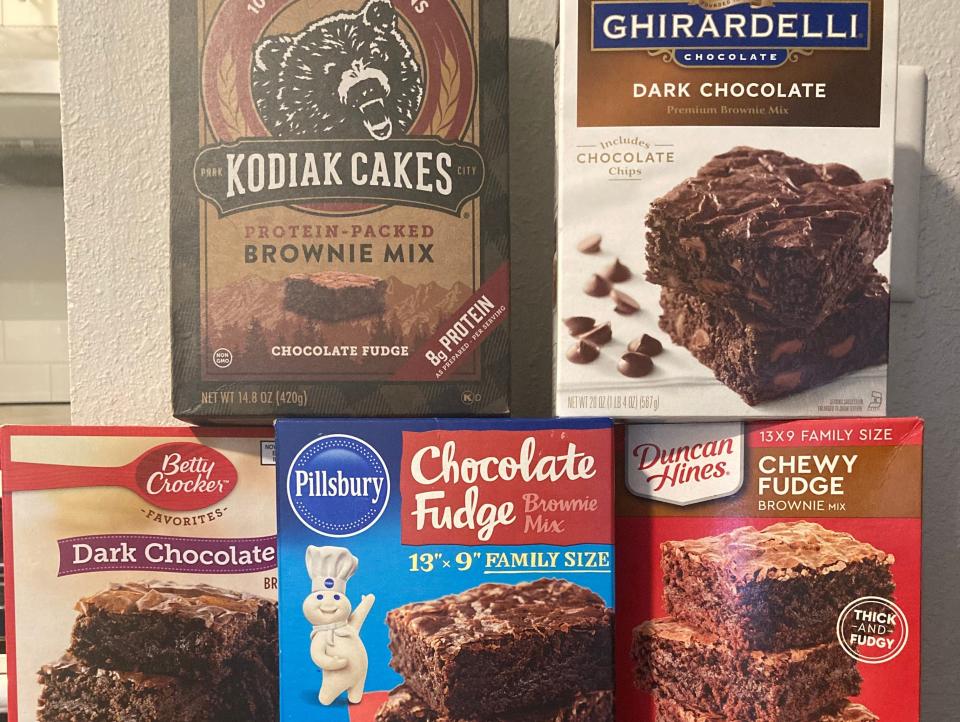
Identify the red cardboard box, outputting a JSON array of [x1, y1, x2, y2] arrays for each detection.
[[617, 418, 923, 722]]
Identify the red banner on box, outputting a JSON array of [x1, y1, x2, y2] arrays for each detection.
[[399, 428, 613, 546]]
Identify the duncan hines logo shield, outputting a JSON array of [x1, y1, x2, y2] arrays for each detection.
[[194, 0, 484, 215], [591, 0, 871, 67], [626, 423, 745, 505]]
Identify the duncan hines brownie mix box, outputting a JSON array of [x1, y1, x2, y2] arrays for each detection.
[[556, 0, 898, 418], [170, 0, 510, 422], [1, 427, 280, 722], [275, 418, 616, 721], [616, 418, 923, 722]]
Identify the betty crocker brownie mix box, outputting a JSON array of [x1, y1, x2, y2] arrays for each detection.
[[617, 418, 923, 721], [556, 0, 898, 418], [171, 0, 510, 421], [275, 418, 616, 722], [1, 427, 279, 722]]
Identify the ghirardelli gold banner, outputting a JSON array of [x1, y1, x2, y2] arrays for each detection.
[[171, 0, 509, 421]]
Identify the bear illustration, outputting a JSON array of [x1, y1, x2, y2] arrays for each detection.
[[252, 0, 423, 140]]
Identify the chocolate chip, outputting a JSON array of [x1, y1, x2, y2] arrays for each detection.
[[618, 352, 653, 378], [566, 339, 601, 364], [602, 258, 632, 283], [563, 316, 596, 336], [690, 328, 710, 350], [628, 333, 663, 356], [612, 289, 640, 314], [577, 233, 602, 254], [773, 370, 803, 390], [771, 339, 803, 362], [584, 274, 612, 297], [827, 335, 856, 359], [580, 322, 612, 346]]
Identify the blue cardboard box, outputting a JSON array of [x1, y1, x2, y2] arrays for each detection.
[[275, 418, 615, 721]]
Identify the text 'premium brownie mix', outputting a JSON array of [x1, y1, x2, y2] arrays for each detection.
[[616, 418, 923, 721], [274, 418, 616, 721], [171, 0, 510, 421], [556, 0, 898, 418], [0, 427, 281, 721]]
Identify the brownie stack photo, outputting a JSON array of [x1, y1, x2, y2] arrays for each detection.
[[646, 146, 893, 406], [36, 581, 278, 722], [376, 578, 614, 722], [632, 521, 896, 721]]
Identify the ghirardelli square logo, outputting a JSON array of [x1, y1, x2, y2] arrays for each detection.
[[194, 0, 484, 216], [626, 423, 745, 506]]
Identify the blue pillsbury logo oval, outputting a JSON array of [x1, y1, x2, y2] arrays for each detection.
[[286, 434, 390, 537]]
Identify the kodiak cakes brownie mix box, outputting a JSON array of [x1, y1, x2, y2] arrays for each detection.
[[1, 427, 280, 722], [617, 418, 923, 722], [171, 0, 510, 421], [556, 0, 898, 418], [275, 419, 616, 722]]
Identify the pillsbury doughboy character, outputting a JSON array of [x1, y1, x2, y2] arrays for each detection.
[[304, 545, 375, 705]]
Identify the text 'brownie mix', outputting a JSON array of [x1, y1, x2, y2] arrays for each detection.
[[1, 427, 280, 722], [171, 0, 510, 421], [275, 418, 616, 721], [556, 0, 898, 418], [617, 418, 923, 721]]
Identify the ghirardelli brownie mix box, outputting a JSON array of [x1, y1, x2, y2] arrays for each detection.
[[556, 0, 898, 418], [274, 418, 615, 721], [171, 0, 510, 421], [617, 418, 923, 721], [1, 427, 279, 721]]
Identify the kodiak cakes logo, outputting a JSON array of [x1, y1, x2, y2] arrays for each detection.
[[592, 0, 871, 67], [195, 0, 484, 216]]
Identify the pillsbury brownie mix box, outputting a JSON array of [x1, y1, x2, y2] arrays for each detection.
[[616, 418, 923, 721], [171, 0, 510, 422], [556, 0, 898, 418], [1, 427, 280, 721], [275, 419, 616, 721]]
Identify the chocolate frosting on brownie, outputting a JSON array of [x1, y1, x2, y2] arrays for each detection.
[[40, 655, 180, 689], [390, 578, 611, 654], [663, 521, 893, 583], [286, 271, 385, 289], [650, 147, 891, 255], [76, 581, 269, 626]]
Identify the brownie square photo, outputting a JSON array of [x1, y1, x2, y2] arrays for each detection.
[[385, 579, 613, 719]]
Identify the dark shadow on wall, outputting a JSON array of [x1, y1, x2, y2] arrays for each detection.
[[508, 36, 556, 417], [888, 165, 960, 721]]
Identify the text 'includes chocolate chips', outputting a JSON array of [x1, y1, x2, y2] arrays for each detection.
[[577, 233, 603, 254], [585, 274, 613, 298], [567, 340, 601, 364], [628, 334, 663, 357], [618, 352, 654, 378], [612, 289, 640, 315], [564, 316, 596, 336], [603, 258, 632, 283]]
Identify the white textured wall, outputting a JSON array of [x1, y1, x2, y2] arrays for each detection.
[[61, 2, 960, 714], [61, 1, 171, 425]]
